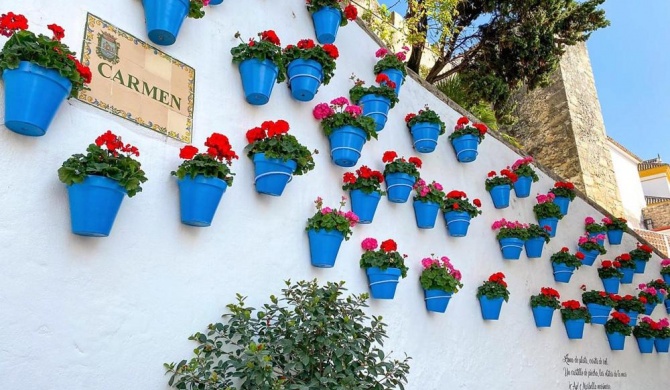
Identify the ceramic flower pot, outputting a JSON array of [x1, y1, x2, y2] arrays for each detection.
[[328, 125, 367, 167], [644, 302, 657, 316], [551, 263, 575, 283], [498, 237, 524, 260], [66, 176, 126, 237], [620, 267, 635, 284], [307, 228, 344, 268], [359, 94, 391, 132], [606, 331, 626, 351], [513, 176, 533, 198], [635, 337, 654, 353], [553, 196, 570, 216], [586, 303, 612, 325], [252, 153, 297, 196], [616, 309, 638, 326], [142, 0, 190, 46], [312, 6, 341, 44], [655, 337, 670, 353], [450, 134, 479, 163], [380, 68, 404, 96], [532, 306, 555, 328], [385, 173, 416, 203], [578, 247, 599, 266], [443, 211, 471, 237], [424, 289, 452, 313], [524, 237, 545, 258], [537, 217, 558, 238], [366, 267, 401, 299], [600, 277, 620, 294], [349, 190, 381, 224], [479, 296, 504, 320], [409, 122, 440, 153], [606, 229, 624, 245], [238, 59, 280, 105], [177, 175, 227, 227], [489, 184, 511, 209], [287, 59, 323, 102], [564, 319, 586, 339], [633, 258, 647, 274], [413, 200, 440, 229]]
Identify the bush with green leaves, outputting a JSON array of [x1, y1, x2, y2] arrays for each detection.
[[533, 193, 563, 220], [305, 196, 359, 240], [244, 120, 316, 176], [476, 272, 510, 302], [629, 243, 654, 262], [313, 97, 377, 140], [604, 312, 632, 336], [349, 75, 399, 108], [530, 287, 560, 309], [491, 219, 528, 240], [172, 133, 238, 186], [549, 181, 577, 200], [231, 30, 286, 83], [442, 190, 482, 218], [341, 165, 385, 195], [511, 156, 539, 182], [419, 255, 463, 293], [597, 260, 623, 279], [615, 295, 645, 313], [560, 300, 591, 323], [550, 248, 584, 268], [359, 238, 409, 278], [283, 39, 338, 85], [633, 317, 658, 339], [382, 151, 422, 180], [404, 106, 446, 135], [413, 179, 446, 205], [164, 280, 411, 389], [582, 290, 617, 307], [526, 224, 551, 243]]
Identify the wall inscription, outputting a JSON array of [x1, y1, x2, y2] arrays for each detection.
[[77, 13, 195, 142], [562, 354, 628, 389]]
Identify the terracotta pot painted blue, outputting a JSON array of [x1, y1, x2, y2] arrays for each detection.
[[489, 184, 511, 209], [606, 229, 624, 245], [312, 6, 341, 44], [634, 258, 647, 274], [479, 296, 504, 320], [424, 289, 452, 313], [413, 201, 440, 229], [537, 217, 558, 238], [513, 175, 533, 198], [380, 68, 404, 96], [586, 303, 612, 325], [328, 125, 366, 167], [287, 59, 323, 102], [66, 176, 126, 237], [238, 59, 279, 105], [601, 277, 620, 294], [532, 306, 555, 328], [350, 190, 381, 224], [617, 309, 638, 326], [252, 153, 297, 196], [177, 175, 227, 227], [644, 302, 657, 316], [554, 196, 571, 215], [663, 274, 670, 285], [450, 134, 479, 163], [443, 211, 471, 237], [142, 0, 189, 46], [307, 229, 344, 268], [578, 247, 600, 266], [360, 94, 391, 131], [606, 332, 626, 351], [499, 237, 524, 260], [620, 267, 635, 284], [385, 173, 416, 203], [366, 267, 401, 299], [552, 263, 575, 283], [588, 232, 606, 246], [636, 337, 654, 353], [564, 319, 586, 339], [524, 237, 545, 258], [410, 122, 440, 153], [655, 337, 670, 353], [3, 61, 72, 136]]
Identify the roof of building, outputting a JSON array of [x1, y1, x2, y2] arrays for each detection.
[[638, 157, 668, 171], [645, 196, 670, 205], [607, 136, 642, 162]]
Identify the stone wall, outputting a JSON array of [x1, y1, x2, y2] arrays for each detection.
[[642, 202, 670, 230]]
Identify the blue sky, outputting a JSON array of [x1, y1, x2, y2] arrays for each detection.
[[376, 0, 670, 160]]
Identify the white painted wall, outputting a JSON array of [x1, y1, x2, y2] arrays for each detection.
[[1, 2, 668, 389], [641, 174, 670, 198], [608, 141, 646, 228]]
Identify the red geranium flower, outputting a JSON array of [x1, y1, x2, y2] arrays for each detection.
[[380, 239, 397, 252], [408, 157, 422, 168], [47, 23, 65, 41], [405, 113, 416, 123], [473, 198, 482, 207], [382, 150, 398, 163], [296, 39, 315, 49], [343, 4, 358, 20], [601, 260, 612, 268], [456, 116, 469, 126], [473, 123, 487, 134], [179, 145, 199, 159], [260, 30, 280, 45], [452, 203, 459, 210], [575, 252, 585, 260], [343, 172, 356, 184], [322, 44, 339, 59]]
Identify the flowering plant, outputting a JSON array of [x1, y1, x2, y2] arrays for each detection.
[[0, 12, 91, 97], [560, 300, 591, 322], [511, 156, 539, 182], [313, 97, 377, 139], [413, 179, 445, 205], [578, 234, 607, 254], [231, 30, 285, 82], [442, 190, 482, 218], [491, 219, 528, 240], [382, 151, 422, 179], [533, 193, 563, 220], [629, 242, 654, 262], [484, 169, 518, 191], [172, 133, 238, 186], [359, 238, 408, 277], [530, 287, 561, 309], [476, 272, 510, 302], [58, 131, 147, 197], [404, 106, 446, 135], [342, 165, 385, 194], [448, 116, 487, 143], [634, 317, 664, 339], [597, 260, 623, 279], [526, 223, 551, 243], [283, 39, 339, 84], [661, 259, 670, 275], [549, 181, 577, 200], [349, 74, 399, 108], [615, 253, 635, 270], [419, 255, 463, 293], [244, 120, 316, 176], [655, 318, 670, 339], [372, 46, 409, 79], [605, 312, 632, 335], [602, 217, 627, 231], [306, 0, 358, 26], [638, 279, 668, 305], [582, 290, 619, 307], [584, 217, 606, 234], [305, 196, 359, 240], [615, 294, 646, 313], [550, 247, 585, 268], [188, 0, 211, 18]]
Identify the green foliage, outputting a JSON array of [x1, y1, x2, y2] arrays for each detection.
[[245, 134, 315, 176], [578, 240, 607, 255], [188, 0, 209, 18], [513, 166, 539, 182], [419, 261, 463, 293], [615, 296, 645, 313], [436, 75, 499, 131], [164, 280, 411, 389], [373, 52, 408, 78], [493, 226, 528, 241], [341, 166, 385, 195], [305, 197, 357, 240], [633, 321, 656, 339], [405, 107, 446, 135], [582, 290, 615, 307], [629, 246, 653, 262], [172, 154, 235, 186], [560, 306, 591, 323], [441, 190, 481, 218], [549, 250, 583, 269], [597, 265, 623, 280], [349, 83, 399, 108], [585, 222, 607, 234], [360, 3, 397, 50], [383, 156, 421, 180], [603, 217, 628, 231], [530, 293, 560, 309], [484, 176, 513, 192], [306, 1, 355, 26], [526, 224, 550, 243], [605, 317, 632, 336], [476, 280, 510, 302], [319, 113, 378, 141], [413, 180, 446, 206], [231, 32, 286, 83], [533, 202, 563, 220], [283, 42, 338, 85], [359, 248, 409, 278]]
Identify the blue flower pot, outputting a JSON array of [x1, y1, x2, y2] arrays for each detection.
[[634, 258, 647, 274], [620, 267, 635, 284], [601, 277, 620, 294], [636, 337, 654, 353], [588, 232, 605, 246], [328, 125, 366, 167], [307, 229, 344, 268], [606, 332, 626, 351], [606, 229, 624, 245], [666, 300, 670, 315], [552, 263, 575, 283], [479, 296, 504, 320], [3, 61, 72, 136], [350, 190, 381, 224], [360, 94, 391, 132], [499, 237, 524, 260], [287, 59, 323, 102], [66, 176, 126, 237], [644, 302, 657, 316], [554, 196, 570, 216], [410, 122, 440, 153], [142, 0, 189, 46], [537, 217, 559, 238], [655, 337, 670, 353], [513, 176, 533, 198], [532, 306, 555, 328], [617, 309, 638, 326], [413, 201, 440, 229], [564, 319, 586, 339], [209, 0, 223, 4], [586, 303, 612, 325], [663, 274, 670, 285], [450, 134, 479, 163], [424, 289, 452, 313], [489, 184, 511, 209], [177, 175, 227, 227], [366, 267, 401, 299], [385, 173, 416, 203], [252, 153, 297, 196], [443, 211, 471, 237], [238, 59, 279, 105], [312, 6, 341, 44], [524, 237, 545, 258], [578, 247, 600, 266], [380, 68, 404, 96]]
